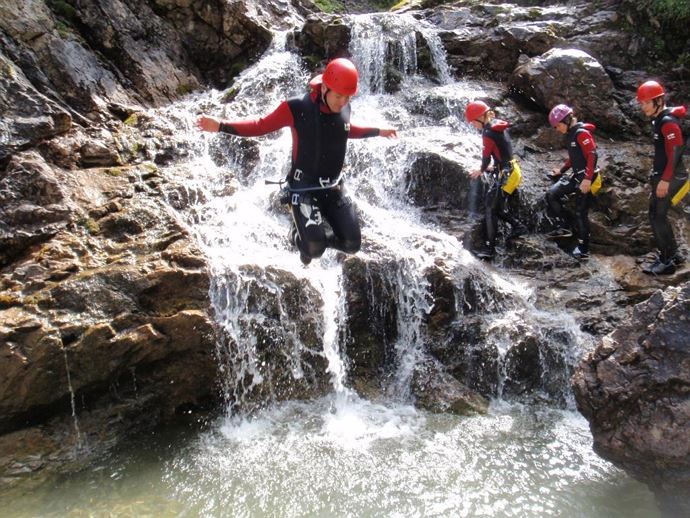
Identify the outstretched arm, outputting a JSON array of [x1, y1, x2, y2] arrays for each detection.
[[348, 123, 398, 139], [196, 101, 294, 137]]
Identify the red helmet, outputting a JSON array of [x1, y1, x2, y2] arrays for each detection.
[[636, 80, 665, 103], [322, 58, 358, 96], [465, 101, 490, 122]]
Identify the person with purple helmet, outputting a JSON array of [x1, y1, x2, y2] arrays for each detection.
[[545, 103, 600, 260]]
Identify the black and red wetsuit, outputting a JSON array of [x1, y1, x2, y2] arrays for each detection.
[[478, 120, 525, 252], [546, 121, 598, 252], [218, 86, 381, 260], [649, 106, 688, 262]]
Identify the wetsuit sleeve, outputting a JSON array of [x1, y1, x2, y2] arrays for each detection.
[[661, 121, 684, 181], [576, 131, 598, 180], [218, 101, 294, 136], [481, 135, 496, 172], [348, 123, 380, 138]]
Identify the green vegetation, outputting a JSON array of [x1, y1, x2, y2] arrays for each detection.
[[2, 62, 16, 79], [78, 217, 100, 234], [176, 83, 194, 96], [313, 0, 401, 13], [48, 0, 77, 21], [313, 0, 346, 13], [620, 0, 690, 68], [221, 86, 240, 104], [55, 20, 71, 39], [635, 0, 690, 24], [124, 114, 139, 126]]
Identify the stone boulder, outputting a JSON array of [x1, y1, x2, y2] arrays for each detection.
[[289, 14, 351, 63], [0, 44, 72, 166], [510, 48, 629, 133], [210, 265, 331, 411], [0, 153, 219, 449], [411, 359, 489, 415], [573, 281, 690, 514], [0, 153, 72, 266]]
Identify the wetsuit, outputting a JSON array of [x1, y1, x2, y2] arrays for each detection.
[[649, 106, 687, 263], [546, 121, 598, 252], [219, 87, 380, 260], [479, 120, 524, 251]]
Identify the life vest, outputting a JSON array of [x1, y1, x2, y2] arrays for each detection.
[[652, 106, 686, 177], [286, 92, 351, 188], [566, 122, 597, 176], [483, 120, 514, 173]]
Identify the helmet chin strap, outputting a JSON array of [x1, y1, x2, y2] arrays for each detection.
[[321, 87, 332, 111], [653, 97, 665, 116]]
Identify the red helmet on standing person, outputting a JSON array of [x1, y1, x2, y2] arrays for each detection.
[[636, 80, 665, 103], [465, 101, 490, 122], [321, 58, 359, 96]]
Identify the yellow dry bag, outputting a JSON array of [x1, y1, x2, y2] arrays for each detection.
[[502, 159, 522, 194], [590, 172, 602, 195], [671, 178, 690, 206]]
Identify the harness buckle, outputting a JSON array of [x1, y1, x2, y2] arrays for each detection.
[[291, 193, 300, 205], [293, 169, 303, 181]]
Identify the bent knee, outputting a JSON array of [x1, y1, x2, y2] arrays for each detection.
[[303, 240, 327, 259], [340, 238, 361, 254]]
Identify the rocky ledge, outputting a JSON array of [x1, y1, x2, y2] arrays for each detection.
[[573, 281, 690, 514]]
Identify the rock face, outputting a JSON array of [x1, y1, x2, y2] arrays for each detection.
[[572, 282, 690, 513], [0, 153, 219, 436], [511, 48, 629, 132]]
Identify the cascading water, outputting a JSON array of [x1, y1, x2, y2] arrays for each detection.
[[0, 12, 660, 518]]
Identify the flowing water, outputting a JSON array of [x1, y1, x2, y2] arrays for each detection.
[[1, 13, 660, 517]]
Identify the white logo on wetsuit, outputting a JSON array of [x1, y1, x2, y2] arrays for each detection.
[[300, 201, 322, 227], [666, 133, 676, 140], [344, 123, 350, 132]]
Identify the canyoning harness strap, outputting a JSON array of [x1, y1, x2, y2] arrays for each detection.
[[266, 172, 345, 205]]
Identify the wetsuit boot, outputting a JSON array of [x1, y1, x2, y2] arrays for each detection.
[[571, 240, 589, 260], [474, 241, 495, 260]]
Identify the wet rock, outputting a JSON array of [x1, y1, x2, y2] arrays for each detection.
[[412, 359, 489, 415], [405, 152, 472, 211], [212, 265, 331, 411], [573, 281, 690, 511], [510, 48, 629, 133], [79, 140, 121, 168], [341, 256, 398, 381], [289, 14, 351, 62], [0, 153, 71, 266]]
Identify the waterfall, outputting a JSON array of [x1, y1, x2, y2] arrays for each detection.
[[1, 10, 657, 518], [152, 10, 593, 413], [349, 13, 452, 95]]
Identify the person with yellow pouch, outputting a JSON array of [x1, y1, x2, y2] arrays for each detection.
[[545, 104, 600, 260], [636, 80, 688, 275], [465, 100, 527, 260]]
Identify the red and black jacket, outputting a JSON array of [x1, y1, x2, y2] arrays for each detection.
[[559, 122, 598, 181], [481, 120, 513, 174], [218, 86, 380, 188], [652, 106, 686, 181]]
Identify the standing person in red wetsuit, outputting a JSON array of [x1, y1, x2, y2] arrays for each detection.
[[197, 58, 397, 265], [545, 104, 600, 260], [465, 100, 527, 260], [637, 80, 688, 275]]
